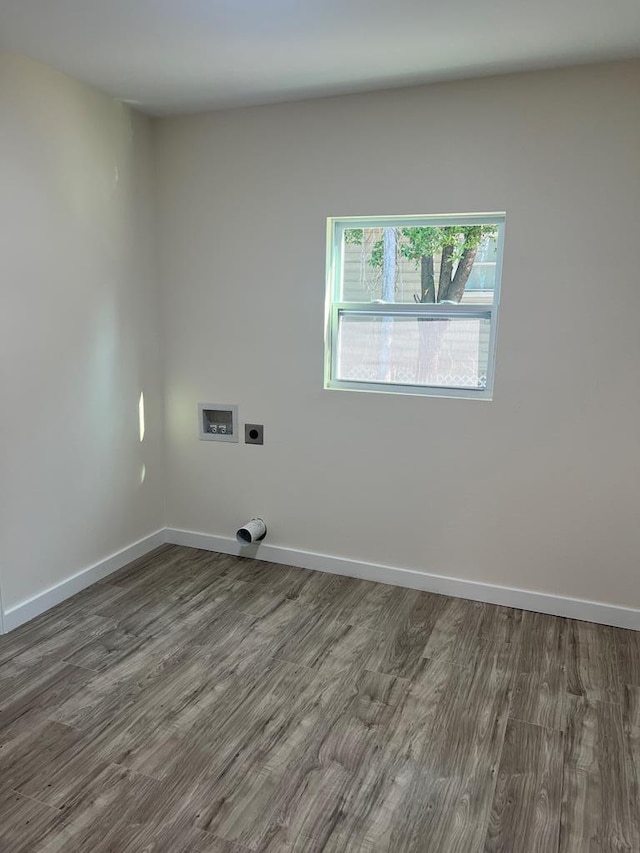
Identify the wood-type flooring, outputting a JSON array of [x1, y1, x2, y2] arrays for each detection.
[[1, 544, 639, 852]]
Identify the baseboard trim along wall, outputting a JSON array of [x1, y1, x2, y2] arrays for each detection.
[[3, 527, 638, 633], [166, 528, 640, 631], [1, 529, 166, 633]]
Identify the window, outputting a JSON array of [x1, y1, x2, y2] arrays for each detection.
[[324, 213, 505, 399]]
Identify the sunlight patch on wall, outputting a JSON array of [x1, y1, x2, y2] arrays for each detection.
[[139, 391, 145, 442]]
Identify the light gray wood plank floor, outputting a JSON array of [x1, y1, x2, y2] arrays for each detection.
[[0, 544, 638, 852]]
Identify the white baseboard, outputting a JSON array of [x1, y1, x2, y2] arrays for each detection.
[[165, 528, 640, 631], [1, 530, 166, 633], [3, 527, 638, 634]]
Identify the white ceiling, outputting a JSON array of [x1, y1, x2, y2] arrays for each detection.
[[1, 0, 639, 115]]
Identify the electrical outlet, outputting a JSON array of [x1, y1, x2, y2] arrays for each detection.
[[244, 424, 264, 445]]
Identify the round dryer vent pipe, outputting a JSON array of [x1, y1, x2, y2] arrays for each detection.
[[236, 517, 267, 545]]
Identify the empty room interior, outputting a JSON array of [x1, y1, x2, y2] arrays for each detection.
[[1, 1, 640, 850]]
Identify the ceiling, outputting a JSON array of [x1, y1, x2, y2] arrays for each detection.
[[1, 0, 639, 115]]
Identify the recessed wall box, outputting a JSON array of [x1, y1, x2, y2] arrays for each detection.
[[198, 404, 238, 442]]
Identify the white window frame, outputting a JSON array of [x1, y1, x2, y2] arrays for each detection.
[[324, 212, 506, 400]]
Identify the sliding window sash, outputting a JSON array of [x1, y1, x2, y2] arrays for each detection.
[[332, 302, 493, 318], [328, 302, 496, 398]]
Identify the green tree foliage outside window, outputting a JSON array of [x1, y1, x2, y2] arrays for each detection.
[[345, 224, 497, 304]]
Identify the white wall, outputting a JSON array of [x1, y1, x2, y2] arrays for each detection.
[[1, 55, 637, 622], [0, 52, 164, 613], [155, 60, 640, 610]]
